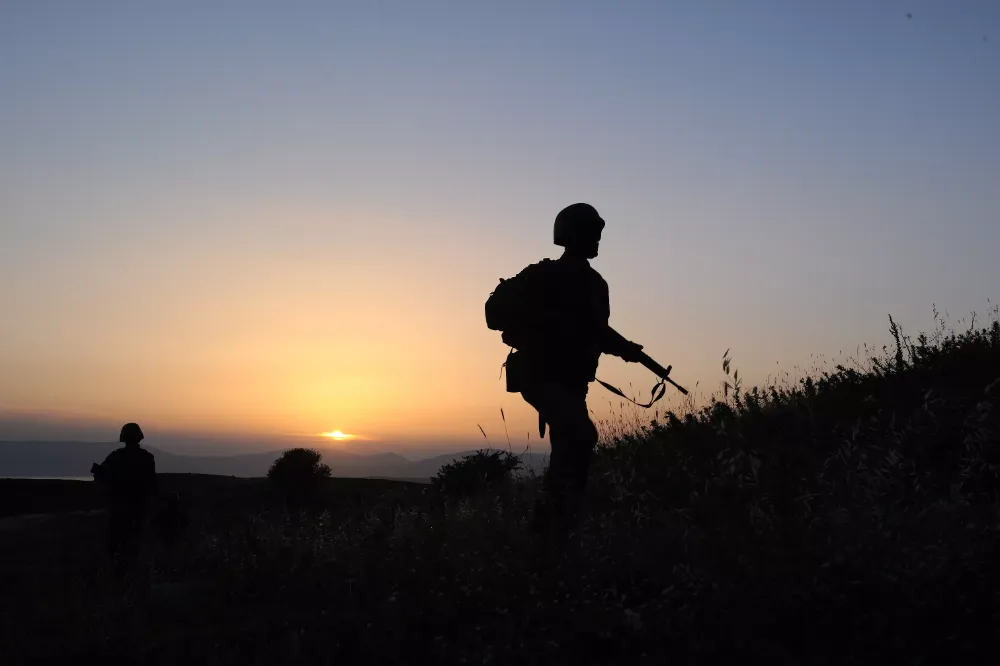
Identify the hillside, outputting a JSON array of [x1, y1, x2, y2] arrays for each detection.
[[3, 313, 999, 664]]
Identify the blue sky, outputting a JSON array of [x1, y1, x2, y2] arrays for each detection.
[[1, 1, 998, 450]]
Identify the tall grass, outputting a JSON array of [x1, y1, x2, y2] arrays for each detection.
[[5, 308, 1000, 664]]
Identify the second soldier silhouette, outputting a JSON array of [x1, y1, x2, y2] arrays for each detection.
[[92, 422, 158, 575]]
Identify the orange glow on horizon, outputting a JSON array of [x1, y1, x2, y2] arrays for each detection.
[[0, 205, 722, 451]]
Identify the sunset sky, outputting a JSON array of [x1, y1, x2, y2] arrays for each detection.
[[2, 1, 998, 455]]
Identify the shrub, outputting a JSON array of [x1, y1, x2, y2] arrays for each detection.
[[431, 449, 524, 501], [267, 448, 332, 508]]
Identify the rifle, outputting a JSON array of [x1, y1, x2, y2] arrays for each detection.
[[636, 351, 689, 396], [595, 349, 689, 410]]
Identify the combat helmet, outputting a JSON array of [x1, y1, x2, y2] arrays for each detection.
[[119, 422, 144, 445], [553, 203, 605, 248]]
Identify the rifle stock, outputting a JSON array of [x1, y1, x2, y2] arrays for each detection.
[[638, 351, 689, 395]]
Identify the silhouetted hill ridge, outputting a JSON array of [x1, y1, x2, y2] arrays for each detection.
[[0, 441, 547, 479]]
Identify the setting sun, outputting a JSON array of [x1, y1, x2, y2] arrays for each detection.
[[320, 430, 354, 441]]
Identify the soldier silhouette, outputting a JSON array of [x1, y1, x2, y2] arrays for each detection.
[[486, 203, 646, 541], [92, 422, 157, 575]]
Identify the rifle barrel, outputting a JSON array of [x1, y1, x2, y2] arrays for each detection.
[[638, 352, 690, 395]]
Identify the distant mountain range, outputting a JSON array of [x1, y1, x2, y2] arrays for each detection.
[[0, 441, 549, 481]]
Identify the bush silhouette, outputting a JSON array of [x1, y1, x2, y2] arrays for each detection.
[[431, 449, 523, 501], [267, 448, 332, 507]]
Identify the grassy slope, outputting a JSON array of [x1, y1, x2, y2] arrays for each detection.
[[3, 314, 1000, 664]]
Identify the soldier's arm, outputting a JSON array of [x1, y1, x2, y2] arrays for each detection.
[[97, 451, 116, 484], [598, 277, 643, 361], [603, 325, 644, 362], [149, 455, 158, 497]]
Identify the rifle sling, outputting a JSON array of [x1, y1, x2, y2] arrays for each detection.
[[596, 377, 668, 409]]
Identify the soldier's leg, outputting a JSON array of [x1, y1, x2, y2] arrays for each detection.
[[522, 388, 553, 535], [108, 510, 141, 576], [123, 520, 140, 572], [541, 410, 573, 535], [525, 383, 596, 536], [108, 510, 128, 574], [107, 524, 120, 562], [550, 388, 598, 532]]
